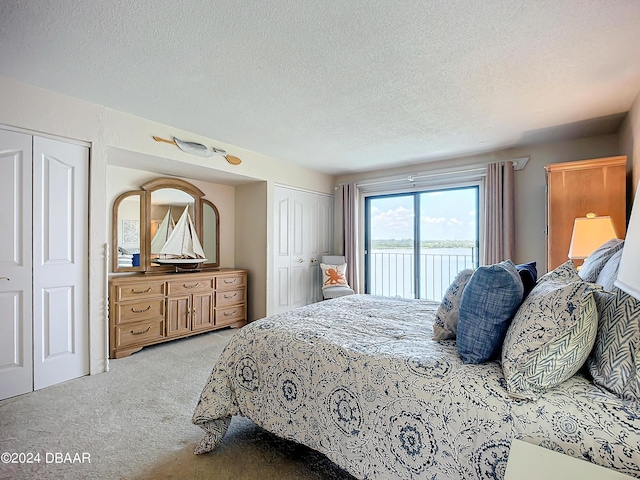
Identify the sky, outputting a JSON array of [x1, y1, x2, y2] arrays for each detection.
[[369, 187, 477, 241]]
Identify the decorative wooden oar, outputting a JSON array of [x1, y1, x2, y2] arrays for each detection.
[[152, 136, 242, 165]]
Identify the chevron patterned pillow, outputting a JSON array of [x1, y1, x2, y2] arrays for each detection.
[[501, 261, 600, 400], [587, 288, 640, 402]]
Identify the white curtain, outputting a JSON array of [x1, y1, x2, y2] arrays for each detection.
[[483, 161, 515, 265], [340, 183, 360, 293]]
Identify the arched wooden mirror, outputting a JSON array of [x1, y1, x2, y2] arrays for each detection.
[[202, 199, 220, 266], [112, 178, 220, 272], [112, 190, 145, 272]]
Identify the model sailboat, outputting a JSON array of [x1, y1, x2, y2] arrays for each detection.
[[152, 206, 207, 270], [150, 207, 175, 255]]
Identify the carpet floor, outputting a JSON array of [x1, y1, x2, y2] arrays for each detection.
[[0, 328, 355, 480]]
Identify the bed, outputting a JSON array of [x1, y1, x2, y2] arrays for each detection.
[[192, 290, 640, 479]]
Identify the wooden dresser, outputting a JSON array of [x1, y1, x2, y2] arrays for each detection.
[[109, 268, 247, 358], [545, 156, 627, 271]]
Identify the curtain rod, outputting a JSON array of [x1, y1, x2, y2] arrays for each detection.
[[336, 157, 528, 189], [353, 166, 486, 188]]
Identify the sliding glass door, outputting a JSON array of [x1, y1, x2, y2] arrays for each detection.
[[365, 186, 479, 300]]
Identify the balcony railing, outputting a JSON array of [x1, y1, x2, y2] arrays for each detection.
[[369, 249, 478, 301]]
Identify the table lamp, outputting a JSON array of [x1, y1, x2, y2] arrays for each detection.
[[568, 213, 617, 262]]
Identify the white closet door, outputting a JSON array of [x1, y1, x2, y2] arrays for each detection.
[[32, 136, 89, 390], [273, 186, 334, 314], [290, 192, 311, 310], [0, 129, 33, 400], [274, 186, 296, 314]]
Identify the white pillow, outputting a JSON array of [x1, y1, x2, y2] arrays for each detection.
[[578, 239, 624, 283], [320, 263, 351, 290], [433, 269, 475, 341]]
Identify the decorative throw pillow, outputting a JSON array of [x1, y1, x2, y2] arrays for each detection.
[[433, 269, 475, 341], [320, 263, 350, 290], [456, 260, 524, 364], [502, 261, 599, 400], [587, 287, 640, 402], [516, 261, 538, 298], [595, 249, 623, 292], [578, 239, 624, 283]]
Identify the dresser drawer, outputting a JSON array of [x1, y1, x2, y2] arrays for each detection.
[[115, 320, 164, 348], [215, 288, 245, 307], [216, 274, 245, 290], [167, 278, 214, 295], [114, 281, 165, 301], [215, 305, 245, 325], [116, 299, 165, 324]]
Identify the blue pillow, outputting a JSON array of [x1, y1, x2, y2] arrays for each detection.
[[516, 261, 537, 298], [457, 260, 524, 364]]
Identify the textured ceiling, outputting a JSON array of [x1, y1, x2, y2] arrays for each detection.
[[1, 1, 640, 175]]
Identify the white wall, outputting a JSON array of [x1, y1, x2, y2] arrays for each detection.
[[335, 134, 622, 275], [0, 75, 334, 375], [235, 182, 269, 321], [620, 92, 640, 199]]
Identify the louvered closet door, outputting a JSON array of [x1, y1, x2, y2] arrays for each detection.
[[0, 129, 33, 400], [32, 136, 89, 390]]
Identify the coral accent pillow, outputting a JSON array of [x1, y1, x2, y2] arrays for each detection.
[[320, 263, 350, 289]]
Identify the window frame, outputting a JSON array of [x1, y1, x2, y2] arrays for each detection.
[[364, 181, 483, 298]]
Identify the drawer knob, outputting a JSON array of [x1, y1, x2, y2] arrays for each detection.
[[131, 287, 152, 294], [223, 279, 237, 284], [223, 293, 237, 299], [131, 305, 152, 313], [130, 326, 151, 335], [183, 282, 201, 289], [224, 309, 237, 316]]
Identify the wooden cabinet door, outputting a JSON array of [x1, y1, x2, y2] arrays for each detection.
[[166, 295, 191, 337], [545, 156, 626, 271], [191, 292, 214, 331]]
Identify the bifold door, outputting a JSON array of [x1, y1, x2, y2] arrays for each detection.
[[0, 129, 89, 400]]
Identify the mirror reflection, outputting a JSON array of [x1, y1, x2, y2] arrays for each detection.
[[114, 192, 143, 270], [149, 188, 196, 260]]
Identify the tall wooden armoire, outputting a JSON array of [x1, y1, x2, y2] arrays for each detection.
[[545, 156, 627, 272]]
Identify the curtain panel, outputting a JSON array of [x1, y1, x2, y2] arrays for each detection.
[[340, 183, 360, 293], [483, 161, 515, 265]]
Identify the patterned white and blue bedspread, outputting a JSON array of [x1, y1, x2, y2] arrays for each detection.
[[192, 295, 640, 479]]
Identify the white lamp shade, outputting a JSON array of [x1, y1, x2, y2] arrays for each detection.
[[568, 214, 617, 260], [615, 186, 640, 299]]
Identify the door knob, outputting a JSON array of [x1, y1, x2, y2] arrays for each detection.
[[0, 277, 9, 281], [297, 258, 305, 263]]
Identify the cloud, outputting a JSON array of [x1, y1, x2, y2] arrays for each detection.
[[422, 216, 446, 224], [371, 206, 414, 238]]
